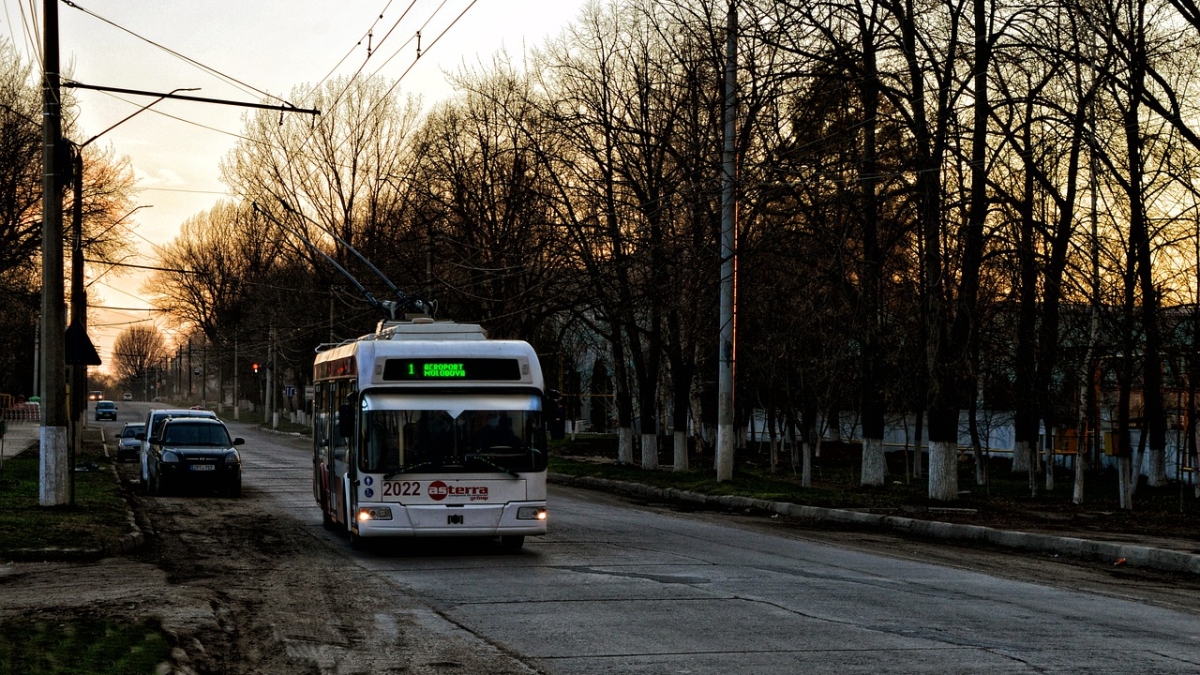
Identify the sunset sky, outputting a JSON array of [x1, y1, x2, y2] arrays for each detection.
[[2, 0, 588, 373]]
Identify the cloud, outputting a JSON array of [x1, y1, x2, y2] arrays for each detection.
[[134, 166, 188, 187]]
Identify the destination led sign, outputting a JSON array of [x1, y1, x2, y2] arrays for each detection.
[[382, 358, 522, 381]]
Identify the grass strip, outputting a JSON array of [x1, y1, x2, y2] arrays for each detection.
[[0, 617, 171, 675], [0, 441, 129, 556]]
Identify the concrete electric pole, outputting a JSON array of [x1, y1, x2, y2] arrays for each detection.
[[40, 0, 69, 506], [715, 2, 738, 482]]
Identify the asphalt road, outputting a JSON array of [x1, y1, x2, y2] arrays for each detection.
[[202, 416, 1200, 675], [60, 402, 1198, 673]]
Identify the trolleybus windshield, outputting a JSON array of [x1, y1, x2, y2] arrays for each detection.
[[359, 393, 546, 476]]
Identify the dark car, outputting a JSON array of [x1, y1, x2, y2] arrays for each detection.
[[138, 408, 219, 485], [116, 422, 145, 462], [95, 400, 118, 421], [146, 417, 243, 496]]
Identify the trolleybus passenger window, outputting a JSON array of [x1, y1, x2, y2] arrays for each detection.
[[332, 404, 352, 464], [313, 386, 328, 451]]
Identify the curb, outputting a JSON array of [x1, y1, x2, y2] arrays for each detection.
[[101, 427, 147, 557], [549, 473, 1200, 576]]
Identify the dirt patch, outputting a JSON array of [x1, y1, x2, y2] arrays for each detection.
[[1, 460, 534, 675]]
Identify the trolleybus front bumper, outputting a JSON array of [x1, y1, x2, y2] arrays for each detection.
[[352, 501, 547, 538]]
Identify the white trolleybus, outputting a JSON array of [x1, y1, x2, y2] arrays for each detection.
[[312, 318, 548, 550]]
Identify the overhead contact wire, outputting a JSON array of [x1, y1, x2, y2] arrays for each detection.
[[62, 0, 299, 108]]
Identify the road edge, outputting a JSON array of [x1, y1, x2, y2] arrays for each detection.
[[550, 473, 1200, 575]]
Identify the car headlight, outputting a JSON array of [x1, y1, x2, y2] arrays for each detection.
[[224, 450, 241, 464], [357, 506, 393, 521], [161, 450, 181, 463], [516, 506, 546, 521]]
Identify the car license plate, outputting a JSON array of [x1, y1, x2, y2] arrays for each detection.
[[190, 464, 216, 472]]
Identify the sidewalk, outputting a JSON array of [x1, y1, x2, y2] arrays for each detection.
[[550, 473, 1200, 576]]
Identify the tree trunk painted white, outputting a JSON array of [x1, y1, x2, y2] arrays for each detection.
[[618, 427, 634, 464], [927, 440, 959, 501], [860, 437, 885, 486], [1195, 429, 1200, 498], [1072, 444, 1085, 505], [1128, 446, 1142, 500], [39, 426, 69, 505], [769, 431, 778, 472], [1146, 446, 1166, 487], [673, 431, 687, 472], [1012, 439, 1033, 473], [787, 424, 798, 470], [827, 415, 841, 443], [1117, 456, 1134, 510], [801, 440, 812, 488], [1044, 438, 1054, 492], [641, 433, 658, 470]]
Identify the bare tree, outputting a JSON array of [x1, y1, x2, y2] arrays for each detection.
[[112, 325, 167, 392], [221, 74, 423, 318], [410, 59, 576, 343], [0, 38, 42, 276]]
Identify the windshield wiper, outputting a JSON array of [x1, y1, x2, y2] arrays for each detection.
[[383, 462, 434, 480]]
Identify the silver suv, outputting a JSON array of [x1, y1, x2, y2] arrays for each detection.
[[138, 408, 218, 487]]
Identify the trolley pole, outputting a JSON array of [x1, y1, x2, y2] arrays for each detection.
[[40, 0, 70, 505], [715, 1, 738, 482]]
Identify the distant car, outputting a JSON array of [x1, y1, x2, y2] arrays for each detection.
[[145, 417, 243, 496], [138, 408, 219, 486], [95, 400, 118, 421], [122, 392, 133, 401], [116, 422, 145, 461], [88, 391, 103, 401]]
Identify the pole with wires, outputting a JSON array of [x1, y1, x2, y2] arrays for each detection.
[[40, 0, 70, 506], [715, 1, 738, 483]]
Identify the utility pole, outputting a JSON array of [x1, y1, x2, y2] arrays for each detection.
[[66, 144, 100, 502], [40, 0, 69, 506], [187, 338, 193, 400], [233, 336, 240, 420], [201, 336, 208, 408], [267, 325, 276, 429], [715, 1, 738, 482]]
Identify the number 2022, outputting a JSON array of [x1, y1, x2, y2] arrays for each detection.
[[383, 481, 421, 497]]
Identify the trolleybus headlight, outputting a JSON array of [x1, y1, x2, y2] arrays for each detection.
[[517, 507, 546, 521], [161, 450, 181, 463], [357, 506, 393, 522]]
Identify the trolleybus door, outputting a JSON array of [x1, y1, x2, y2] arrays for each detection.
[[332, 398, 357, 526]]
